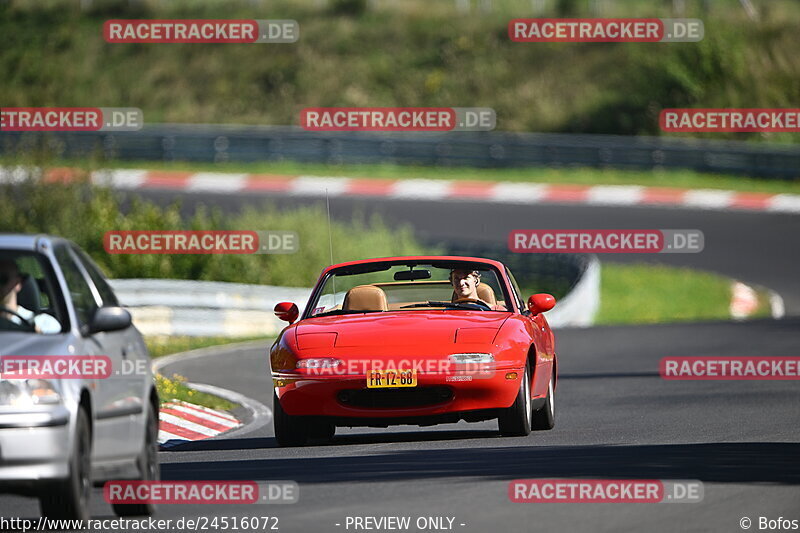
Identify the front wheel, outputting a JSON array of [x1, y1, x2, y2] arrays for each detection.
[[273, 392, 309, 447], [39, 407, 92, 521], [113, 401, 160, 516], [498, 362, 532, 437], [531, 373, 555, 430]]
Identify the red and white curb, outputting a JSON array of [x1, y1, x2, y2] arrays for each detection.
[[158, 399, 241, 446], [3, 166, 800, 214]]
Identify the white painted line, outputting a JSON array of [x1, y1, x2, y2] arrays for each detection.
[[390, 179, 453, 199], [152, 338, 271, 374], [92, 169, 148, 189], [489, 182, 548, 203], [290, 176, 351, 196], [586, 185, 645, 206], [683, 189, 736, 209], [159, 412, 221, 437], [767, 194, 800, 214], [187, 172, 247, 192], [152, 341, 273, 439]]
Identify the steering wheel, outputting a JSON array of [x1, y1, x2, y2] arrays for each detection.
[[452, 298, 492, 311], [0, 306, 36, 331]]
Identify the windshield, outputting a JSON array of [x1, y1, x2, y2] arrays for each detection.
[[305, 261, 511, 318], [0, 251, 66, 335]]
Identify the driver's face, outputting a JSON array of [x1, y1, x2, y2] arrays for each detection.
[[451, 270, 479, 297]]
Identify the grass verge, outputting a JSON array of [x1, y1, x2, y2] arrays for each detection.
[[155, 373, 236, 412], [596, 263, 772, 325]]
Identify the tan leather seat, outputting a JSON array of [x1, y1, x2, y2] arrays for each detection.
[[451, 282, 497, 305], [343, 285, 388, 312]]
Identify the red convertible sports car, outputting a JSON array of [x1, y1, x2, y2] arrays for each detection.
[[270, 256, 557, 446]]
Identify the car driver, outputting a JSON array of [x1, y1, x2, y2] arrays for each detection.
[[0, 259, 61, 334], [449, 268, 507, 311]]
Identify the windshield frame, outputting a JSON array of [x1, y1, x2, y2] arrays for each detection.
[[301, 259, 516, 320]]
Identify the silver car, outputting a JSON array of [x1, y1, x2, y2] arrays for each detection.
[[0, 234, 159, 520]]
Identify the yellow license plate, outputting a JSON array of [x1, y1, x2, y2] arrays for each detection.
[[367, 369, 418, 388]]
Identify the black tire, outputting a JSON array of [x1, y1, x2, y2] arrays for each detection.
[[113, 401, 160, 517], [531, 373, 556, 431], [273, 392, 309, 447], [498, 361, 533, 437], [39, 407, 92, 521]]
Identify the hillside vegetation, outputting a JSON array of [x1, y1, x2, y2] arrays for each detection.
[[1, 0, 798, 142]]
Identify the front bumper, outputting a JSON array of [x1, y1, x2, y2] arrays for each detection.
[[274, 367, 524, 419], [0, 406, 72, 486]]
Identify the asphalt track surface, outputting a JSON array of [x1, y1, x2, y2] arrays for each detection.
[[2, 189, 798, 531]]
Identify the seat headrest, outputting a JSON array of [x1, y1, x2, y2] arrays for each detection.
[[343, 285, 388, 312], [452, 282, 497, 306], [17, 274, 41, 313]]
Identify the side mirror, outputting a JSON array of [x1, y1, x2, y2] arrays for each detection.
[[527, 294, 556, 315], [88, 307, 132, 334], [274, 302, 299, 324]]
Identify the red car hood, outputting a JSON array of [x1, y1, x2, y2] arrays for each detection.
[[294, 311, 510, 348]]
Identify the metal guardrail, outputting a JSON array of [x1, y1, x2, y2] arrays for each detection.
[[109, 279, 311, 337], [2, 125, 798, 178], [109, 252, 599, 337]]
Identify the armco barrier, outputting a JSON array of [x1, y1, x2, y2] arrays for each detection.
[[2, 125, 798, 178], [544, 256, 600, 328], [109, 279, 311, 337], [109, 255, 599, 337]]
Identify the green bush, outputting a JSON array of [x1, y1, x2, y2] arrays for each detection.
[[0, 1, 796, 141], [0, 174, 432, 286]]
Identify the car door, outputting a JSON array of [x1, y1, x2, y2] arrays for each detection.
[[53, 245, 139, 460], [71, 245, 150, 443]]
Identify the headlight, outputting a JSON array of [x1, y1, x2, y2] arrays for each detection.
[[449, 353, 494, 364], [296, 358, 343, 369], [0, 379, 62, 407]]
